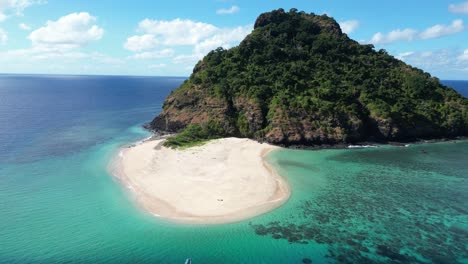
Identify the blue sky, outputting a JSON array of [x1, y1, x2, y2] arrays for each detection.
[[0, 0, 467, 79]]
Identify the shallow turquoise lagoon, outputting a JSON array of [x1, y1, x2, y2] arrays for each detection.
[[0, 75, 467, 263], [261, 141, 468, 263]]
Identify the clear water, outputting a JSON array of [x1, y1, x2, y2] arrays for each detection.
[[259, 142, 468, 263], [0, 75, 467, 263]]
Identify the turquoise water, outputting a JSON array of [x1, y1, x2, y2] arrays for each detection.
[[0, 75, 467, 263], [259, 142, 468, 263]]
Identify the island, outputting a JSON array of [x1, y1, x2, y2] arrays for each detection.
[[150, 9, 467, 146], [115, 9, 468, 224]]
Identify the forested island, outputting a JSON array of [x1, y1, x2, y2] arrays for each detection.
[[149, 8, 468, 147]]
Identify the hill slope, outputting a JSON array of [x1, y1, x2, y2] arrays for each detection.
[[149, 8, 468, 146]]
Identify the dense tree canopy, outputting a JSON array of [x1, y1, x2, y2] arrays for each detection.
[[151, 8, 468, 147]]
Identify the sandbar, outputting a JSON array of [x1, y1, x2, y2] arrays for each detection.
[[113, 137, 290, 224]]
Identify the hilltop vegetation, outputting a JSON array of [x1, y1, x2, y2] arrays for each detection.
[[150, 8, 468, 147]]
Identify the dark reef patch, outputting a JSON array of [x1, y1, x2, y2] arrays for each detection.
[[251, 142, 468, 263]]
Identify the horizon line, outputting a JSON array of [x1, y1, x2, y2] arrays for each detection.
[[0, 73, 467, 82], [0, 73, 189, 79]]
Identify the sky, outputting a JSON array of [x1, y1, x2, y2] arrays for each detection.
[[0, 0, 467, 79]]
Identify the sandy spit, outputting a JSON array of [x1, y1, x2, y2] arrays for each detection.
[[112, 137, 290, 224]]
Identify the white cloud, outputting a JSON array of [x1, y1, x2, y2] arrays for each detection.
[[0, 0, 44, 21], [29, 12, 104, 50], [172, 53, 204, 65], [459, 49, 468, 61], [124, 34, 159, 51], [368, 20, 465, 45], [0, 11, 127, 75], [398, 50, 451, 68], [449, 2, 468, 14], [369, 28, 417, 44], [216, 5, 240, 15], [194, 25, 252, 54], [0, 28, 7, 44], [339, 20, 359, 34], [125, 18, 252, 52], [128, 48, 175, 60], [19, 23, 31, 30], [419, 19, 464, 39], [136, 18, 218, 46], [396, 51, 414, 60], [0, 12, 107, 64], [148, 63, 166, 69], [125, 18, 253, 70], [396, 49, 468, 76]]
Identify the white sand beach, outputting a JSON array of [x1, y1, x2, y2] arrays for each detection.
[[113, 137, 290, 224]]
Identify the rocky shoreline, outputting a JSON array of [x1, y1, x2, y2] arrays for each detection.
[[144, 124, 467, 150]]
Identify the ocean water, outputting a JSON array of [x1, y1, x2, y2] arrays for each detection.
[[442, 80, 468, 97], [0, 75, 467, 264]]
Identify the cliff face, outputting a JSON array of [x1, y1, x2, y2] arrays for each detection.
[[150, 8, 468, 145]]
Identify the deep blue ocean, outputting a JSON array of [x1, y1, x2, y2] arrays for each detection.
[[0, 75, 467, 263], [442, 80, 468, 97]]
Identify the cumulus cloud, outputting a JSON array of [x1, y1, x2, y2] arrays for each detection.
[[0, 28, 7, 44], [0, 0, 44, 21], [194, 25, 252, 54], [368, 20, 465, 45], [125, 18, 252, 52], [0, 12, 106, 63], [419, 19, 464, 39], [216, 5, 240, 15], [339, 20, 359, 34], [19, 23, 31, 30], [449, 2, 468, 14], [125, 17, 253, 67], [369, 29, 417, 44], [0, 11, 128, 75], [124, 34, 159, 52], [29, 12, 104, 50], [135, 18, 218, 46]]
